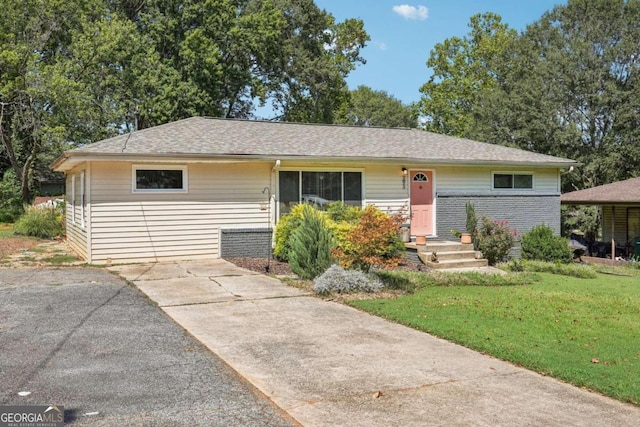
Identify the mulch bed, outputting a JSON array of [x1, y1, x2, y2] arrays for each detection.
[[224, 257, 426, 276]]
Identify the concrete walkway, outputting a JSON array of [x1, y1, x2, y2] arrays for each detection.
[[110, 260, 640, 426]]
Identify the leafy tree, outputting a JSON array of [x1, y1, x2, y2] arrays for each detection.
[[336, 85, 417, 128], [420, 1, 640, 191], [473, 0, 640, 191], [1, 0, 370, 205], [0, 0, 102, 202], [418, 13, 517, 136]]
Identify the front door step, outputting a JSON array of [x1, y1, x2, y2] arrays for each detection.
[[410, 240, 489, 270]]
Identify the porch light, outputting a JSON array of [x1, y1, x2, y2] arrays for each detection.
[[402, 167, 408, 176], [402, 167, 408, 189]]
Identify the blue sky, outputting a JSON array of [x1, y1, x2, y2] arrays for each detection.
[[314, 0, 567, 106]]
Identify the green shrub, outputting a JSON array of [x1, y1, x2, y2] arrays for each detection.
[[288, 204, 334, 280], [273, 204, 307, 261], [476, 217, 515, 266], [521, 224, 573, 263], [0, 170, 24, 222], [14, 205, 64, 239], [466, 201, 479, 250], [333, 205, 405, 272], [326, 202, 362, 223]]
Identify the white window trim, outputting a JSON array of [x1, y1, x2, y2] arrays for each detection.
[[492, 171, 534, 190], [132, 164, 188, 193], [71, 174, 76, 224], [80, 171, 86, 229]]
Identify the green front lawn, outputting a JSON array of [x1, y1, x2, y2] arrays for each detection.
[[351, 269, 640, 405]]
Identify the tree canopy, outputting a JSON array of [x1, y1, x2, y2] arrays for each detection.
[[418, 0, 640, 191], [0, 0, 369, 203], [336, 85, 417, 128]]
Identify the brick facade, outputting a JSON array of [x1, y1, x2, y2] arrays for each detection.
[[220, 228, 273, 258], [436, 194, 561, 257]]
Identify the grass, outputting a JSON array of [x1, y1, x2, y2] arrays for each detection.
[[0, 223, 14, 238], [351, 269, 640, 405], [499, 259, 598, 278], [43, 254, 80, 265]]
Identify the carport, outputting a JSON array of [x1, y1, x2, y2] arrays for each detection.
[[561, 177, 640, 259]]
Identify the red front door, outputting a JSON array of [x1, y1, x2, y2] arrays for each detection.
[[410, 171, 433, 236]]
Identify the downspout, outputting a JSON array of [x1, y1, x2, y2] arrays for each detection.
[[271, 159, 281, 219], [263, 160, 280, 273]]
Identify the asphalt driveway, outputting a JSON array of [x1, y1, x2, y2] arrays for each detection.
[[0, 267, 297, 426]]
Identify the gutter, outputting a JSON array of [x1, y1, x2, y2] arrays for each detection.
[[52, 151, 578, 170]]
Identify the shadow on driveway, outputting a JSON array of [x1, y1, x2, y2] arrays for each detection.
[[0, 267, 297, 426]]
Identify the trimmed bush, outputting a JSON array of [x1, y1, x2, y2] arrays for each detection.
[[325, 202, 362, 223], [288, 204, 334, 280], [476, 217, 515, 265], [314, 264, 384, 294], [333, 205, 405, 272], [14, 205, 64, 239], [521, 224, 573, 263]]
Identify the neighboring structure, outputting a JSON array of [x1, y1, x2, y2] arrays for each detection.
[[561, 177, 640, 258], [52, 117, 576, 263]]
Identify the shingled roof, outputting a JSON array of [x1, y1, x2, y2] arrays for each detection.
[[53, 117, 576, 170], [561, 177, 640, 204]]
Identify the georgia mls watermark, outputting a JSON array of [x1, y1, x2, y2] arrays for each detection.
[[0, 406, 64, 427]]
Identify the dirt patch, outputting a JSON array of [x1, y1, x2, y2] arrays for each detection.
[[225, 257, 293, 275], [0, 238, 83, 268], [0, 237, 40, 260]]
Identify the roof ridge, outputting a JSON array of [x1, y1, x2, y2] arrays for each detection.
[[197, 116, 416, 131]]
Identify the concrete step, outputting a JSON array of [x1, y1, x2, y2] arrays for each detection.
[[421, 258, 489, 270], [406, 241, 474, 253], [425, 250, 479, 261]]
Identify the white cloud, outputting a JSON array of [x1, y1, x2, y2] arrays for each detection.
[[392, 4, 429, 21], [374, 41, 388, 51]]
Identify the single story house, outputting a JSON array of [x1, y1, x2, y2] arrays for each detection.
[[561, 176, 640, 258], [52, 117, 576, 264]]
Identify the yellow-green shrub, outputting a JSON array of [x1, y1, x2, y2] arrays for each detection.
[[273, 204, 307, 261]]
